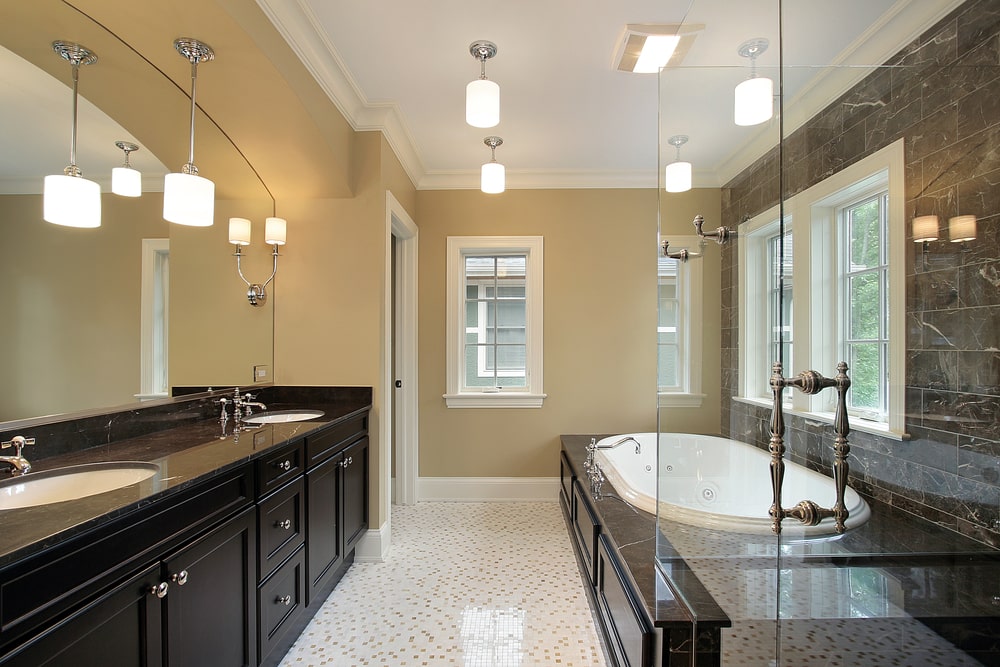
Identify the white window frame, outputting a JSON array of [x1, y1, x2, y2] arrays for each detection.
[[137, 238, 169, 400], [444, 236, 545, 408], [738, 138, 906, 438], [658, 236, 704, 408]]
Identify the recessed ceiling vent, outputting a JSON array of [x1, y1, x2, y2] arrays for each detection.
[[613, 23, 702, 73]]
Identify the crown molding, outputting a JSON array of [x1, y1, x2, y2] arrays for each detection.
[[419, 168, 659, 191]]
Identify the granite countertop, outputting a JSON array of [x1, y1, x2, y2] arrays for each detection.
[[0, 392, 371, 569]]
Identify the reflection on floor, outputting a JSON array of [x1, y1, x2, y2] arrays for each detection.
[[279, 502, 608, 667]]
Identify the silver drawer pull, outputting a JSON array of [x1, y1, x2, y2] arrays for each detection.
[[149, 582, 169, 599], [275, 519, 292, 530], [276, 595, 292, 606], [171, 570, 189, 586], [274, 459, 292, 472], [340, 456, 353, 469]]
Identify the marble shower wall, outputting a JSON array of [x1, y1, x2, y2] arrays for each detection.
[[721, 0, 1000, 547]]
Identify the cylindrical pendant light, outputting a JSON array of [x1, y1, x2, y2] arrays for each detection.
[[664, 135, 692, 193], [44, 41, 101, 228], [467, 41, 500, 128], [111, 141, 142, 197], [481, 136, 505, 194], [163, 38, 216, 227], [734, 38, 773, 127]]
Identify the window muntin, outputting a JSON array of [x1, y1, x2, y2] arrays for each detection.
[[656, 236, 704, 406], [464, 255, 527, 388], [768, 230, 793, 382]]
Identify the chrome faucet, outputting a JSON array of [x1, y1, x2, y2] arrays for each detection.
[[0, 435, 35, 475], [594, 436, 641, 454]]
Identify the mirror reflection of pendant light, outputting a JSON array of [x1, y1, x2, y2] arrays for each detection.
[[44, 41, 101, 228], [481, 136, 505, 194], [664, 135, 692, 193], [734, 38, 773, 127], [467, 41, 499, 128], [163, 38, 215, 227], [112, 141, 142, 197]]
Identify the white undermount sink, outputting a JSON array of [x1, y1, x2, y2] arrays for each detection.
[[243, 409, 325, 424], [0, 462, 160, 510]]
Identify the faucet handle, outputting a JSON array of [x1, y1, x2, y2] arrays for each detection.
[[1, 436, 36, 455]]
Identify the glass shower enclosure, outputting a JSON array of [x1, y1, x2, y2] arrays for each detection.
[[656, 1, 1000, 664]]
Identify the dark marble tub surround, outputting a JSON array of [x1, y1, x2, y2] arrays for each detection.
[[0, 386, 371, 567], [717, 0, 1000, 548]]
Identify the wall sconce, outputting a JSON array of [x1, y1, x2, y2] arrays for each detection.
[[163, 38, 215, 227], [949, 215, 977, 244], [734, 38, 773, 127], [467, 41, 500, 128], [229, 217, 286, 306], [913, 214, 939, 252], [112, 141, 142, 197], [481, 136, 505, 194], [44, 41, 101, 228], [664, 135, 692, 193]]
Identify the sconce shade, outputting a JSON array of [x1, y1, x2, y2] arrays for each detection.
[[481, 161, 505, 194], [112, 167, 142, 197], [228, 217, 252, 245], [912, 215, 939, 242], [43, 174, 101, 228], [949, 215, 977, 242], [734, 76, 773, 126], [265, 217, 287, 245], [163, 172, 215, 227], [664, 160, 692, 193], [466, 79, 500, 128]]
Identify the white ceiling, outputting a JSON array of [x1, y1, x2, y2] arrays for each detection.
[[0, 1, 963, 195]]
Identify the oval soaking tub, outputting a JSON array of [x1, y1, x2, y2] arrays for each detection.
[[594, 433, 870, 536]]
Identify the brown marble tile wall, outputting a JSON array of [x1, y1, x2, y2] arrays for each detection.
[[720, 0, 1000, 547]]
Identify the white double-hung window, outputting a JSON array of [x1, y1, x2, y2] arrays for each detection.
[[445, 236, 545, 408], [739, 138, 905, 436], [657, 236, 704, 407]]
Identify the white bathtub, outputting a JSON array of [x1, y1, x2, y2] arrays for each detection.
[[595, 433, 871, 536]]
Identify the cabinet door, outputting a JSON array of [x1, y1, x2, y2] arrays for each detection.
[[0, 562, 163, 667], [306, 453, 342, 604], [162, 508, 257, 667], [342, 436, 369, 551]]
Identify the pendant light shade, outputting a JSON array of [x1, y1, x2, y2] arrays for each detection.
[[467, 41, 500, 128], [664, 135, 692, 193], [734, 38, 773, 127], [163, 38, 216, 226], [44, 173, 101, 228], [111, 141, 142, 197], [44, 41, 101, 228], [481, 136, 505, 194]]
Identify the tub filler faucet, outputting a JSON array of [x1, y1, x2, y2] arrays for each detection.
[[768, 361, 852, 535], [0, 435, 35, 475]]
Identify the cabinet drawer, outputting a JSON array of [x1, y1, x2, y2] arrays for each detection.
[[258, 547, 305, 664], [597, 536, 653, 667], [571, 480, 600, 586], [258, 478, 305, 582], [305, 415, 367, 467], [559, 451, 574, 519], [257, 441, 304, 498]]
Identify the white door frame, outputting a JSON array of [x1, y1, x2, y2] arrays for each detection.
[[384, 191, 418, 508]]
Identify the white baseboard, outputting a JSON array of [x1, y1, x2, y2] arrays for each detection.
[[354, 520, 390, 563], [417, 477, 560, 501]]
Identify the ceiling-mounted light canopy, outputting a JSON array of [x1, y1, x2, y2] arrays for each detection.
[[481, 136, 505, 194], [112, 141, 142, 197], [163, 38, 215, 227], [44, 41, 101, 228], [734, 38, 773, 127], [664, 135, 692, 193], [467, 41, 499, 128]]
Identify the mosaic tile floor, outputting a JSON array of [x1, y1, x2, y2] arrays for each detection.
[[278, 502, 609, 667]]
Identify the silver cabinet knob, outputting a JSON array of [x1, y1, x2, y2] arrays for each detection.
[[149, 582, 169, 599], [276, 595, 292, 606], [275, 519, 292, 530], [274, 459, 292, 471], [171, 570, 189, 586]]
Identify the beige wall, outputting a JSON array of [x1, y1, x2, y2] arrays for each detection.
[[415, 189, 660, 478]]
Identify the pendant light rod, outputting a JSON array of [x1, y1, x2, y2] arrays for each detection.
[[174, 38, 215, 174], [470, 41, 498, 79], [52, 42, 97, 176]]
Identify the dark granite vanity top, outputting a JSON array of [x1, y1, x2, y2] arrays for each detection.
[[0, 386, 371, 569]]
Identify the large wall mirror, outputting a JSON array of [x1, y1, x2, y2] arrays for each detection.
[[0, 0, 276, 422]]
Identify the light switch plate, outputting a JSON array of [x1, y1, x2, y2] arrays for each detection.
[[253, 365, 270, 382]]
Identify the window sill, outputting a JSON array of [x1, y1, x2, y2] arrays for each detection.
[[444, 393, 547, 408], [732, 396, 907, 441], [658, 392, 706, 408], [134, 392, 169, 401]]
